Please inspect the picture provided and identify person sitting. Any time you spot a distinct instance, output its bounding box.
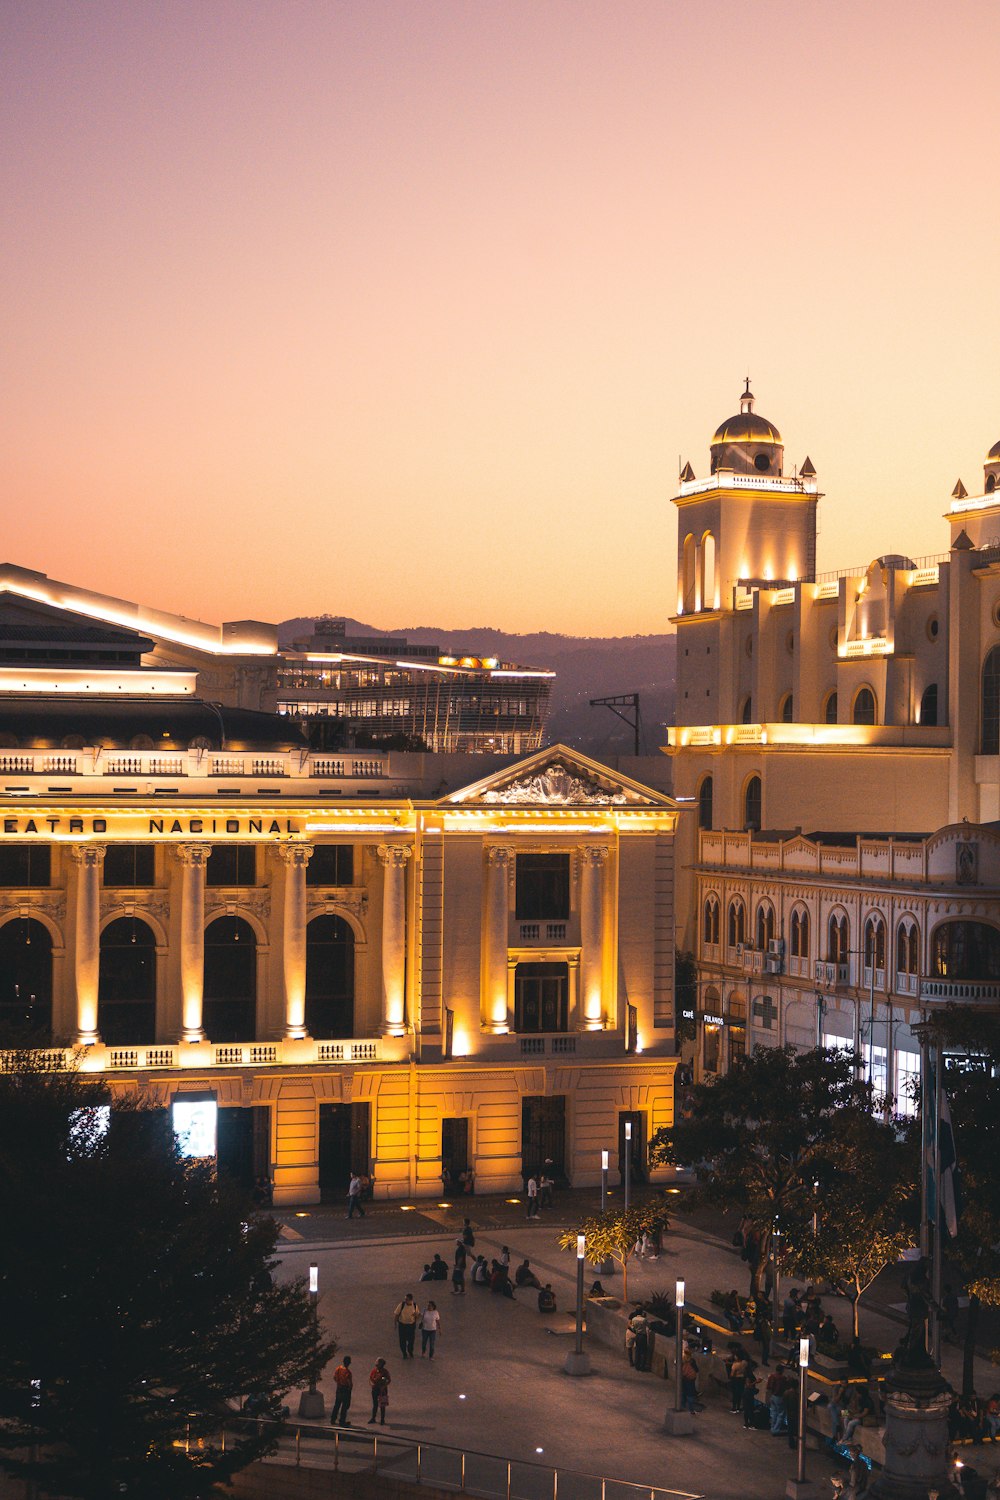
[722,1289,743,1331]
[515,1259,542,1290]
[537,1283,557,1313]
[819,1313,839,1346]
[490,1261,514,1298]
[471,1254,489,1286]
[419,1263,435,1282]
[430,1254,449,1281]
[589,1280,606,1298]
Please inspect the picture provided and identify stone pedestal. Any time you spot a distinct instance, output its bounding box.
[297,1389,325,1419]
[784,1481,824,1499]
[868,1357,959,1500]
[563,1350,592,1376]
[663,1408,695,1436]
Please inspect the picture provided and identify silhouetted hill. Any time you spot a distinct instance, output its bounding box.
[278,618,676,756]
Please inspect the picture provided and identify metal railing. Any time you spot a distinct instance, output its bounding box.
[223,1418,705,1500]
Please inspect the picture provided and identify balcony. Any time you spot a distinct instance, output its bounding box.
[919,978,1000,1005]
[815,960,850,989]
[519,1035,577,1057]
[509,916,580,948]
[9,1035,404,1074]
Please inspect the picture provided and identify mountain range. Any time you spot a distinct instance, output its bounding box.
[278,618,676,756]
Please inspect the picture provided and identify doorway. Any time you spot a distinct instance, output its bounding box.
[318,1102,372,1203]
[217,1106,271,1193]
[441,1117,469,1179]
[618,1110,646,1186]
[521,1095,567,1184]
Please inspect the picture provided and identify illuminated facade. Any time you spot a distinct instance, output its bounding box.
[0,565,553,755]
[0,585,678,1201]
[668,387,1000,1083]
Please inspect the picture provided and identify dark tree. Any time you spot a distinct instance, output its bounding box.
[649,1045,881,1296]
[0,1054,335,1499]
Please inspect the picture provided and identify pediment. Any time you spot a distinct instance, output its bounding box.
[441,744,675,809]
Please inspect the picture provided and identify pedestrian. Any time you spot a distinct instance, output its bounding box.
[347,1172,365,1218]
[540,1171,554,1209]
[630,1308,650,1373]
[368,1359,391,1425]
[728,1346,749,1412]
[452,1241,466,1295]
[421,1301,441,1358]
[526,1175,539,1217]
[462,1217,475,1247]
[846,1444,869,1496]
[754,1305,772,1367]
[742,1370,760,1429]
[680,1351,700,1414]
[500,1245,511,1269]
[766,1365,789,1435]
[393,1293,420,1358]
[330,1354,353,1426]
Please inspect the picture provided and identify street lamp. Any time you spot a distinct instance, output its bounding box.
[564,1234,591,1375]
[601,1149,609,1213]
[663,1276,694,1435]
[771,1222,782,1329]
[298,1263,325,1418]
[796,1337,809,1485]
[624,1121,632,1212]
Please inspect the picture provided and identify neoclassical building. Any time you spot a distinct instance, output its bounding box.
[667,385,1000,1084]
[0,583,680,1202]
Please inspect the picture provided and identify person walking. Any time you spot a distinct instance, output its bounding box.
[330,1355,353,1426]
[421,1301,441,1358]
[766,1365,789,1435]
[754,1305,772,1367]
[452,1241,466,1295]
[347,1173,365,1218]
[680,1351,700,1415]
[742,1370,760,1429]
[526,1176,539,1217]
[729,1347,750,1413]
[461,1218,475,1247]
[630,1309,650,1373]
[394,1293,420,1358]
[368,1359,391,1424]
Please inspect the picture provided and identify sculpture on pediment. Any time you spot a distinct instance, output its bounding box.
[482,763,629,807]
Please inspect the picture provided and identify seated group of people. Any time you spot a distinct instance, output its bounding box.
[417,1247,557,1310]
[949,1392,1000,1444]
[441,1164,476,1195]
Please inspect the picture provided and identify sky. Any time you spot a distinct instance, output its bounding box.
[3,0,999,637]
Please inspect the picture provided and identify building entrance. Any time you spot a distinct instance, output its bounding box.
[217,1106,271,1193]
[441,1117,469,1179]
[318,1102,372,1203]
[618,1109,646,1186]
[521,1095,567,1184]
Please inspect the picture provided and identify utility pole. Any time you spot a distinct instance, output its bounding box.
[589,693,641,755]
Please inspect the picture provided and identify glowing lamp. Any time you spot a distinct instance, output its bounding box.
[676,1278,685,1309]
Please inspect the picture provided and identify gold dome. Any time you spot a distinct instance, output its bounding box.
[712,381,782,447]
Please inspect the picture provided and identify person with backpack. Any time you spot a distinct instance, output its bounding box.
[368,1359,391,1424]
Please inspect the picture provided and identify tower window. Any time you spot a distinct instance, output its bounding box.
[919,684,938,727]
[825,691,838,724]
[743,775,762,832]
[853,687,877,726]
[754,453,771,472]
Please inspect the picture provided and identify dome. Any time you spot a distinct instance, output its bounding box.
[712,381,782,447]
[987,438,1000,462]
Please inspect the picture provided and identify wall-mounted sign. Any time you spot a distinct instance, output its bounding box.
[703,1013,725,1027]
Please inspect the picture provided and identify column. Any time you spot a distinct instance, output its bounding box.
[71,843,106,1045]
[377,844,412,1036]
[484,845,514,1033]
[176,843,210,1042]
[579,845,609,1030]
[279,842,313,1039]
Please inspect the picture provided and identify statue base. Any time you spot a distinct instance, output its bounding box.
[867,1357,959,1500]
[663,1408,695,1436]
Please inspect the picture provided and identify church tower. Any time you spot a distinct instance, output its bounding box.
[671,383,820,726]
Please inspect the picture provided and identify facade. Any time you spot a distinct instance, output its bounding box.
[0,564,553,755]
[666,386,1000,1084]
[0,579,679,1203]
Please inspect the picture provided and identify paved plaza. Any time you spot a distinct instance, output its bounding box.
[265,1189,999,1500]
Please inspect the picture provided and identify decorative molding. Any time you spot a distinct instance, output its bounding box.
[376,844,413,869]
[278,843,314,868]
[70,844,106,867]
[580,844,610,868]
[175,843,211,868]
[485,844,515,868]
[482,763,628,806]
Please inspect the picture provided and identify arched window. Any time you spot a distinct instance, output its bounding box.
[853,687,877,725]
[919,684,938,727]
[727,899,746,949]
[743,775,762,831]
[203,916,256,1042]
[741,696,754,724]
[982,646,1000,755]
[0,918,53,1041]
[99,916,156,1045]
[682,533,697,612]
[896,920,919,976]
[755,902,775,950]
[828,912,849,964]
[864,915,886,971]
[790,907,810,959]
[700,531,717,610]
[305,915,355,1038]
[703,896,720,947]
[698,775,713,831]
[780,694,794,723]
[825,691,838,724]
[932,921,1000,980]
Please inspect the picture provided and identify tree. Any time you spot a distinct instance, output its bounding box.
[785,1107,917,1342]
[920,1008,1000,1396]
[558,1203,664,1300]
[0,1052,335,1499]
[649,1045,881,1298]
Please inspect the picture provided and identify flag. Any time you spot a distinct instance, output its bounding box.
[938,1087,961,1239]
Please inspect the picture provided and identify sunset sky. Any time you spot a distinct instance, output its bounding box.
[3,0,999,637]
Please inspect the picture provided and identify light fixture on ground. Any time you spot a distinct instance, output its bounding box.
[623,1121,632,1212]
[784,1337,822,1498]
[598,1149,614,1274]
[564,1233,592,1375]
[298,1262,325,1418]
[663,1277,694,1435]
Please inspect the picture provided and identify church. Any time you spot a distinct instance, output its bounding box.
[669,385,1000,1091]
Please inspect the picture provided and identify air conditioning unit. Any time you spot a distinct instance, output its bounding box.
[768,938,785,957]
[764,955,784,975]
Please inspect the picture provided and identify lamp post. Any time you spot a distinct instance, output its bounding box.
[771,1223,782,1330]
[663,1276,694,1435]
[624,1120,632,1212]
[601,1149,609,1213]
[298,1263,325,1418]
[564,1234,592,1375]
[796,1337,809,1483]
